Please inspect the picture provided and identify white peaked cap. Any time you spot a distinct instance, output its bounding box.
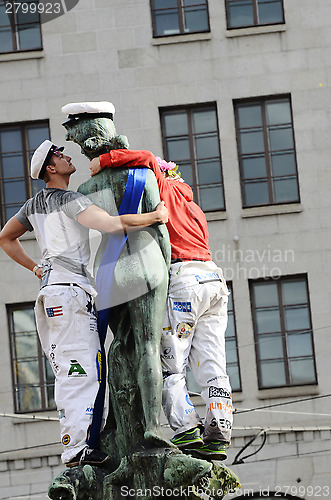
[61,101,115,126]
[30,140,64,179]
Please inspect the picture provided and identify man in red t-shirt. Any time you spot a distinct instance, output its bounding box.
[90,150,233,460]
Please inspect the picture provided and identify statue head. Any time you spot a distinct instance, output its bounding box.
[61,101,129,159]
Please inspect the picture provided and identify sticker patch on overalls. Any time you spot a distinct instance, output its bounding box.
[68,359,87,377]
[96,350,102,383]
[46,306,63,317]
[58,409,65,420]
[62,434,71,445]
[176,322,194,339]
[173,301,191,312]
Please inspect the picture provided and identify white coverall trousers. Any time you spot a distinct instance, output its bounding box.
[35,284,102,463]
[161,261,233,444]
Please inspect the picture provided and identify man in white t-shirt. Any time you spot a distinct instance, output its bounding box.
[0,140,168,467]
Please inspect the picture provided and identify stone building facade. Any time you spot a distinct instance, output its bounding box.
[0,0,330,498]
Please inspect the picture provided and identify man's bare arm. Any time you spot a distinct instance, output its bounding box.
[77,202,168,233]
[0,217,42,278]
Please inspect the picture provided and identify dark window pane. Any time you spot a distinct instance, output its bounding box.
[260,360,286,387]
[177,162,193,185]
[254,282,278,307]
[258,0,284,24]
[14,333,39,358]
[154,0,178,8]
[184,7,209,32]
[225,315,235,338]
[17,385,42,412]
[256,308,281,334]
[18,24,41,50]
[237,104,263,128]
[266,100,291,125]
[164,113,188,136]
[271,152,296,176]
[269,126,294,151]
[1,129,22,153]
[13,308,36,332]
[240,130,264,154]
[289,358,315,385]
[28,125,50,150]
[193,109,217,134]
[197,160,221,184]
[287,332,313,358]
[227,365,240,391]
[183,0,207,5]
[2,154,25,178]
[273,177,299,203]
[17,8,39,25]
[0,28,14,52]
[155,11,180,35]
[167,138,190,161]
[4,179,26,203]
[242,155,267,178]
[195,134,219,159]
[199,185,224,211]
[285,306,310,331]
[17,360,40,385]
[244,180,269,205]
[228,0,254,28]
[282,280,307,305]
[226,339,238,364]
[0,4,11,26]
[258,334,283,360]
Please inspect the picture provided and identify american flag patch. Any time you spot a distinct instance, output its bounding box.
[46,306,63,317]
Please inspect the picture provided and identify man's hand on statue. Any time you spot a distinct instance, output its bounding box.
[89,157,102,176]
[155,201,168,224]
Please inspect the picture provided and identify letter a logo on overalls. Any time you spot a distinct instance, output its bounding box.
[68,359,87,377]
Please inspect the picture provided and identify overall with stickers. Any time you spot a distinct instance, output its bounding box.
[92,147,233,460]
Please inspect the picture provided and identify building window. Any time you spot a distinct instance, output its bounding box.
[7,303,55,412]
[225,283,241,391]
[160,104,225,212]
[250,276,317,389]
[151,0,210,37]
[234,96,300,208]
[225,0,285,29]
[0,0,42,53]
[0,121,49,226]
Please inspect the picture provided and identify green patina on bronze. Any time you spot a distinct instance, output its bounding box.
[48,115,241,500]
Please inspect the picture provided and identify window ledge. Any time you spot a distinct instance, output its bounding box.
[206,211,227,222]
[258,384,319,401]
[0,49,44,63]
[226,24,286,38]
[152,32,211,46]
[241,203,302,218]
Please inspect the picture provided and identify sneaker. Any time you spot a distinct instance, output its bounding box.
[195,441,227,460]
[171,427,204,449]
[66,446,110,467]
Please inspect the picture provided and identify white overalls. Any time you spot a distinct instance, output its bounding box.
[161,261,233,444]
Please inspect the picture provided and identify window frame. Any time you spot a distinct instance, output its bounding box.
[250,275,318,390]
[7,302,55,413]
[234,94,300,208]
[0,119,49,226]
[0,0,43,54]
[150,0,210,38]
[225,0,285,30]
[225,282,242,392]
[159,102,226,212]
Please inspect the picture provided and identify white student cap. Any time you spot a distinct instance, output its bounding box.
[30,140,64,180]
[61,101,115,126]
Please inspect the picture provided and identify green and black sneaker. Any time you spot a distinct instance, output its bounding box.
[195,440,228,460]
[171,427,204,449]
